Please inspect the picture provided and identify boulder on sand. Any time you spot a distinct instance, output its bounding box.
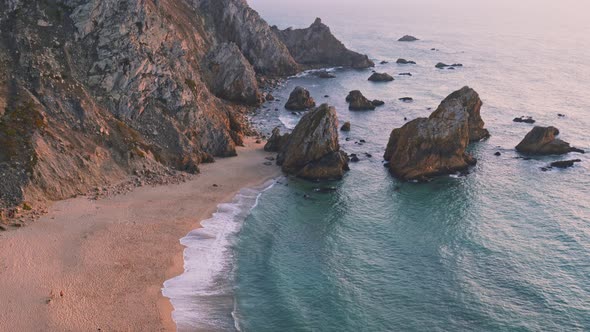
[285,86,316,110]
[516,126,585,155]
[383,86,489,181]
[368,72,394,82]
[346,90,376,111]
[277,104,349,180]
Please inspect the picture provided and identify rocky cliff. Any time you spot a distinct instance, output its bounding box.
[0,0,372,214]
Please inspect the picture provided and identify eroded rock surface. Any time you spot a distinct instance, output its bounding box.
[346,91,376,111]
[277,104,349,180]
[285,87,316,111]
[383,87,489,180]
[516,127,584,155]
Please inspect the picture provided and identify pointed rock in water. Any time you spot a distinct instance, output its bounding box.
[271,18,374,69]
[398,35,419,42]
[396,58,416,65]
[368,72,394,82]
[516,126,585,155]
[432,86,490,142]
[383,86,489,181]
[277,104,349,180]
[203,42,263,105]
[285,86,316,110]
[346,90,376,111]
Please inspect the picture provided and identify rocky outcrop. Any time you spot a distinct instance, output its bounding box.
[368,72,394,82]
[513,116,535,124]
[202,43,263,105]
[398,35,419,42]
[272,18,374,69]
[285,87,316,110]
[0,0,369,212]
[198,0,300,76]
[277,104,349,180]
[383,87,488,180]
[341,122,351,132]
[346,91,376,111]
[397,58,416,65]
[430,86,490,142]
[516,127,584,155]
[264,127,291,152]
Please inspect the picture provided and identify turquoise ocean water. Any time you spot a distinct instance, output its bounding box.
[165,1,590,330]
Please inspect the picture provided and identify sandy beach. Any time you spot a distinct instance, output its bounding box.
[0,138,281,331]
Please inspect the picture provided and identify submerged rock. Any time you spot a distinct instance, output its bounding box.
[346,90,376,111]
[285,86,316,110]
[399,72,412,76]
[372,100,385,107]
[368,72,394,82]
[399,97,413,102]
[397,58,416,65]
[315,71,336,79]
[398,35,419,42]
[383,86,489,180]
[516,126,584,155]
[272,18,374,69]
[436,62,463,69]
[277,104,349,180]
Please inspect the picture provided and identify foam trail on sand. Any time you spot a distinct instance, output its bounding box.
[162,180,277,331]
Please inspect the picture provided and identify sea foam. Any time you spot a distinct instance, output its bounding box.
[162,180,277,331]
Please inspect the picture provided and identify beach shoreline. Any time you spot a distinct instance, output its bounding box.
[0,138,281,331]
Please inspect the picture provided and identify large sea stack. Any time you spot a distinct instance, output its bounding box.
[0,0,369,211]
[277,104,349,180]
[383,87,488,180]
[272,18,375,69]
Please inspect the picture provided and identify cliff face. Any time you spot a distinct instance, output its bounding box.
[0,0,372,212]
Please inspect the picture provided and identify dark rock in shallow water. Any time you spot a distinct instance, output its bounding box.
[368,72,394,82]
[383,86,489,181]
[346,90,376,111]
[558,113,566,117]
[372,100,385,107]
[516,126,585,155]
[277,104,349,180]
[350,154,360,162]
[436,62,463,69]
[549,159,582,169]
[398,72,412,76]
[397,58,416,65]
[380,61,389,64]
[513,116,536,124]
[399,97,413,102]
[265,93,275,101]
[272,18,374,69]
[398,35,419,42]
[341,121,351,132]
[315,71,336,79]
[285,86,316,110]
[494,152,502,156]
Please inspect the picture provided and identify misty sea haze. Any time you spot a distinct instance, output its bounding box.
[167,1,590,330]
